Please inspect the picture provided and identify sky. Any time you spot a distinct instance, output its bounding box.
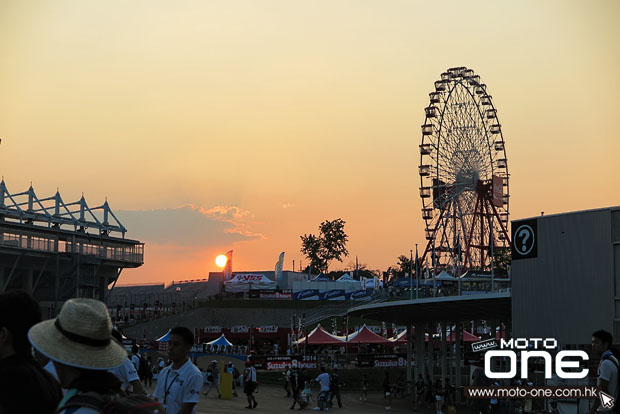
[0,0,619,285]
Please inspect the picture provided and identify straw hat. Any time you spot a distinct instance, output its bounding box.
[28,298,126,370]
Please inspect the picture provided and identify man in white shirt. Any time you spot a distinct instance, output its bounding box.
[110,328,145,394]
[313,366,331,411]
[243,361,258,409]
[131,345,141,372]
[154,327,203,414]
[590,330,619,414]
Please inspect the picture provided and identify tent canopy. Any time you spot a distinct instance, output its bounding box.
[336,273,355,282]
[294,325,345,345]
[207,334,233,347]
[312,274,330,281]
[435,270,455,281]
[224,273,276,293]
[346,325,392,344]
[156,329,171,342]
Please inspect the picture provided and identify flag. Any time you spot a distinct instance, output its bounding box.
[224,250,233,280]
[275,252,285,282]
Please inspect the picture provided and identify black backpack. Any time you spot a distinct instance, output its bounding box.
[137,355,149,378]
[57,392,162,414]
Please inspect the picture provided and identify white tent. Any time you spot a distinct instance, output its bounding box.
[336,273,355,282]
[435,270,455,281]
[224,273,277,293]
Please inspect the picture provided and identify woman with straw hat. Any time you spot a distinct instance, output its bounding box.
[28,298,128,414]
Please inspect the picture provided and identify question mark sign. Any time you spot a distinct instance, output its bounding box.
[518,228,530,253]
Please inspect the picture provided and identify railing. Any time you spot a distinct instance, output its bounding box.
[0,228,143,263]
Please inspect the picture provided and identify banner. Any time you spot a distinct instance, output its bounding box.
[293,289,320,300]
[231,326,249,333]
[345,290,372,301]
[224,250,233,280]
[372,354,414,368]
[204,326,222,334]
[259,291,292,300]
[258,325,278,333]
[319,290,346,300]
[257,355,319,371]
[275,252,285,282]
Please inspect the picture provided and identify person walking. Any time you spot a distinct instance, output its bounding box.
[590,330,619,414]
[330,368,344,408]
[109,327,146,395]
[313,366,331,411]
[289,367,301,410]
[360,374,369,401]
[153,326,203,414]
[244,361,258,409]
[0,290,62,414]
[203,360,221,398]
[384,372,394,410]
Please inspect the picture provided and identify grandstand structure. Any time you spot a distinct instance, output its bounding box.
[107,279,218,319]
[0,181,143,317]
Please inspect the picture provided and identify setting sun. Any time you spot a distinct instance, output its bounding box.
[215,255,228,268]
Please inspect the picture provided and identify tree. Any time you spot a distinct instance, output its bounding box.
[493,247,511,275]
[300,218,349,274]
[388,255,414,279]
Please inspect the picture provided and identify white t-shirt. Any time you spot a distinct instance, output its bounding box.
[153,359,202,414]
[109,358,140,392]
[131,354,141,371]
[315,373,331,392]
[598,355,619,412]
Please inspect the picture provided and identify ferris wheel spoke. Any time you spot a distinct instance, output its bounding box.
[419,67,509,274]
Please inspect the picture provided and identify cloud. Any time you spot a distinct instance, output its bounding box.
[115,204,265,246]
[282,203,295,209]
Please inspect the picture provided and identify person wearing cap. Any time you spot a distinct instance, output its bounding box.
[227,361,239,397]
[203,359,221,398]
[28,298,127,414]
[153,326,202,414]
[0,289,62,414]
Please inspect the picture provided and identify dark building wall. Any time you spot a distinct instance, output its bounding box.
[512,207,618,345]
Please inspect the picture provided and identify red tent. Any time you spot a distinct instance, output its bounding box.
[294,325,345,345]
[389,329,429,343]
[347,326,393,344]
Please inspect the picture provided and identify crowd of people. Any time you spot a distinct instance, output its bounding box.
[0,288,617,414]
[0,290,260,414]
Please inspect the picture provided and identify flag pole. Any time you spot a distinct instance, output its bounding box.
[410,249,413,300]
[415,244,419,300]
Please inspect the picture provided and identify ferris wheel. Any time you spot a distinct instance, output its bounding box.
[418,67,511,274]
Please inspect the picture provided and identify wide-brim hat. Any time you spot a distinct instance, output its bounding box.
[28,298,126,370]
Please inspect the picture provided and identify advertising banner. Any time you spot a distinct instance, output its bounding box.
[259,355,319,371]
[319,289,346,300]
[293,289,320,300]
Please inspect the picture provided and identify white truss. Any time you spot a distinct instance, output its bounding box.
[0,180,127,237]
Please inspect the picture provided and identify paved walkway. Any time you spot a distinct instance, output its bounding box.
[145,383,434,413]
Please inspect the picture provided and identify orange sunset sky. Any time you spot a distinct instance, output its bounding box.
[1,1,619,285]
